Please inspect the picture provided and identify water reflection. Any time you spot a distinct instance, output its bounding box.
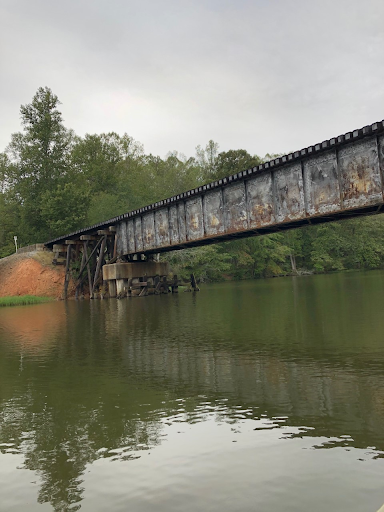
[0,272,384,511]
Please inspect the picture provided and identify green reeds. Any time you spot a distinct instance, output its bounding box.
[0,295,53,307]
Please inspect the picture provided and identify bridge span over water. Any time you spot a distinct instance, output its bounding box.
[45,120,384,297]
[47,120,384,259]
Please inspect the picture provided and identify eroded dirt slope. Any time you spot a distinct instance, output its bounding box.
[0,251,67,298]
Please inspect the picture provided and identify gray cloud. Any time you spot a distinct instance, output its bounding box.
[1,0,384,158]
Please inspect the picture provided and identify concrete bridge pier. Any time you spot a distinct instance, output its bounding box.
[102,261,170,298]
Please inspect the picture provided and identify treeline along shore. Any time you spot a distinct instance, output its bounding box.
[2,87,384,283]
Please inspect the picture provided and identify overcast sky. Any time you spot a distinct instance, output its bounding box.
[1,0,384,159]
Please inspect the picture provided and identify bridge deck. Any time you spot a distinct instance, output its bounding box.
[46,120,384,257]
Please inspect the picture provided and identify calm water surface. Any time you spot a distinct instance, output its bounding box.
[1,271,384,511]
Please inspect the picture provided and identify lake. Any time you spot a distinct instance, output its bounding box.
[0,271,384,511]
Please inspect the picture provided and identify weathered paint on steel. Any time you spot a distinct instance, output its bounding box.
[246,173,275,228]
[116,223,124,256]
[155,208,170,247]
[134,217,143,252]
[304,150,341,215]
[223,183,248,232]
[203,190,225,236]
[127,220,135,253]
[177,203,187,243]
[169,205,179,245]
[121,221,129,255]
[339,137,382,209]
[142,212,155,251]
[275,163,305,223]
[185,197,204,240]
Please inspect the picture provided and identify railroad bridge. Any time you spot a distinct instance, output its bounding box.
[45,120,384,298]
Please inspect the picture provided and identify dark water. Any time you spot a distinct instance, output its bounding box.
[1,272,384,512]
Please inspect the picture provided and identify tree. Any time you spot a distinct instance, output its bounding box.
[6,87,75,241]
[195,140,219,182]
[213,149,261,180]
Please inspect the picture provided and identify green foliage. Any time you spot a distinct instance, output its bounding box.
[165,245,232,282]
[214,149,261,180]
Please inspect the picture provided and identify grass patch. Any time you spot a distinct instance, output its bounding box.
[0,295,53,307]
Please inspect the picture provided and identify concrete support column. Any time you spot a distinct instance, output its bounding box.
[116,279,126,297]
[108,280,117,298]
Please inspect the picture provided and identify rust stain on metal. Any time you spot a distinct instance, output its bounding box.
[203,190,224,236]
[142,213,155,251]
[275,164,305,223]
[116,223,124,255]
[223,183,248,232]
[121,221,129,254]
[134,217,143,252]
[304,150,340,215]
[127,220,135,253]
[169,205,179,245]
[177,203,187,242]
[339,138,382,208]
[185,197,204,240]
[246,173,275,227]
[155,209,170,247]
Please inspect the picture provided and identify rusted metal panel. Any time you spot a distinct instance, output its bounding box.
[246,172,275,228]
[223,182,248,232]
[203,190,225,236]
[155,208,170,247]
[177,203,187,242]
[339,137,382,209]
[185,197,204,240]
[127,220,135,253]
[116,223,124,256]
[377,135,384,183]
[121,221,129,254]
[169,205,179,245]
[274,163,305,223]
[142,212,155,251]
[134,217,143,252]
[304,150,341,216]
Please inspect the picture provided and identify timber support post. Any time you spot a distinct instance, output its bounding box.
[190,273,200,292]
[63,240,77,299]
